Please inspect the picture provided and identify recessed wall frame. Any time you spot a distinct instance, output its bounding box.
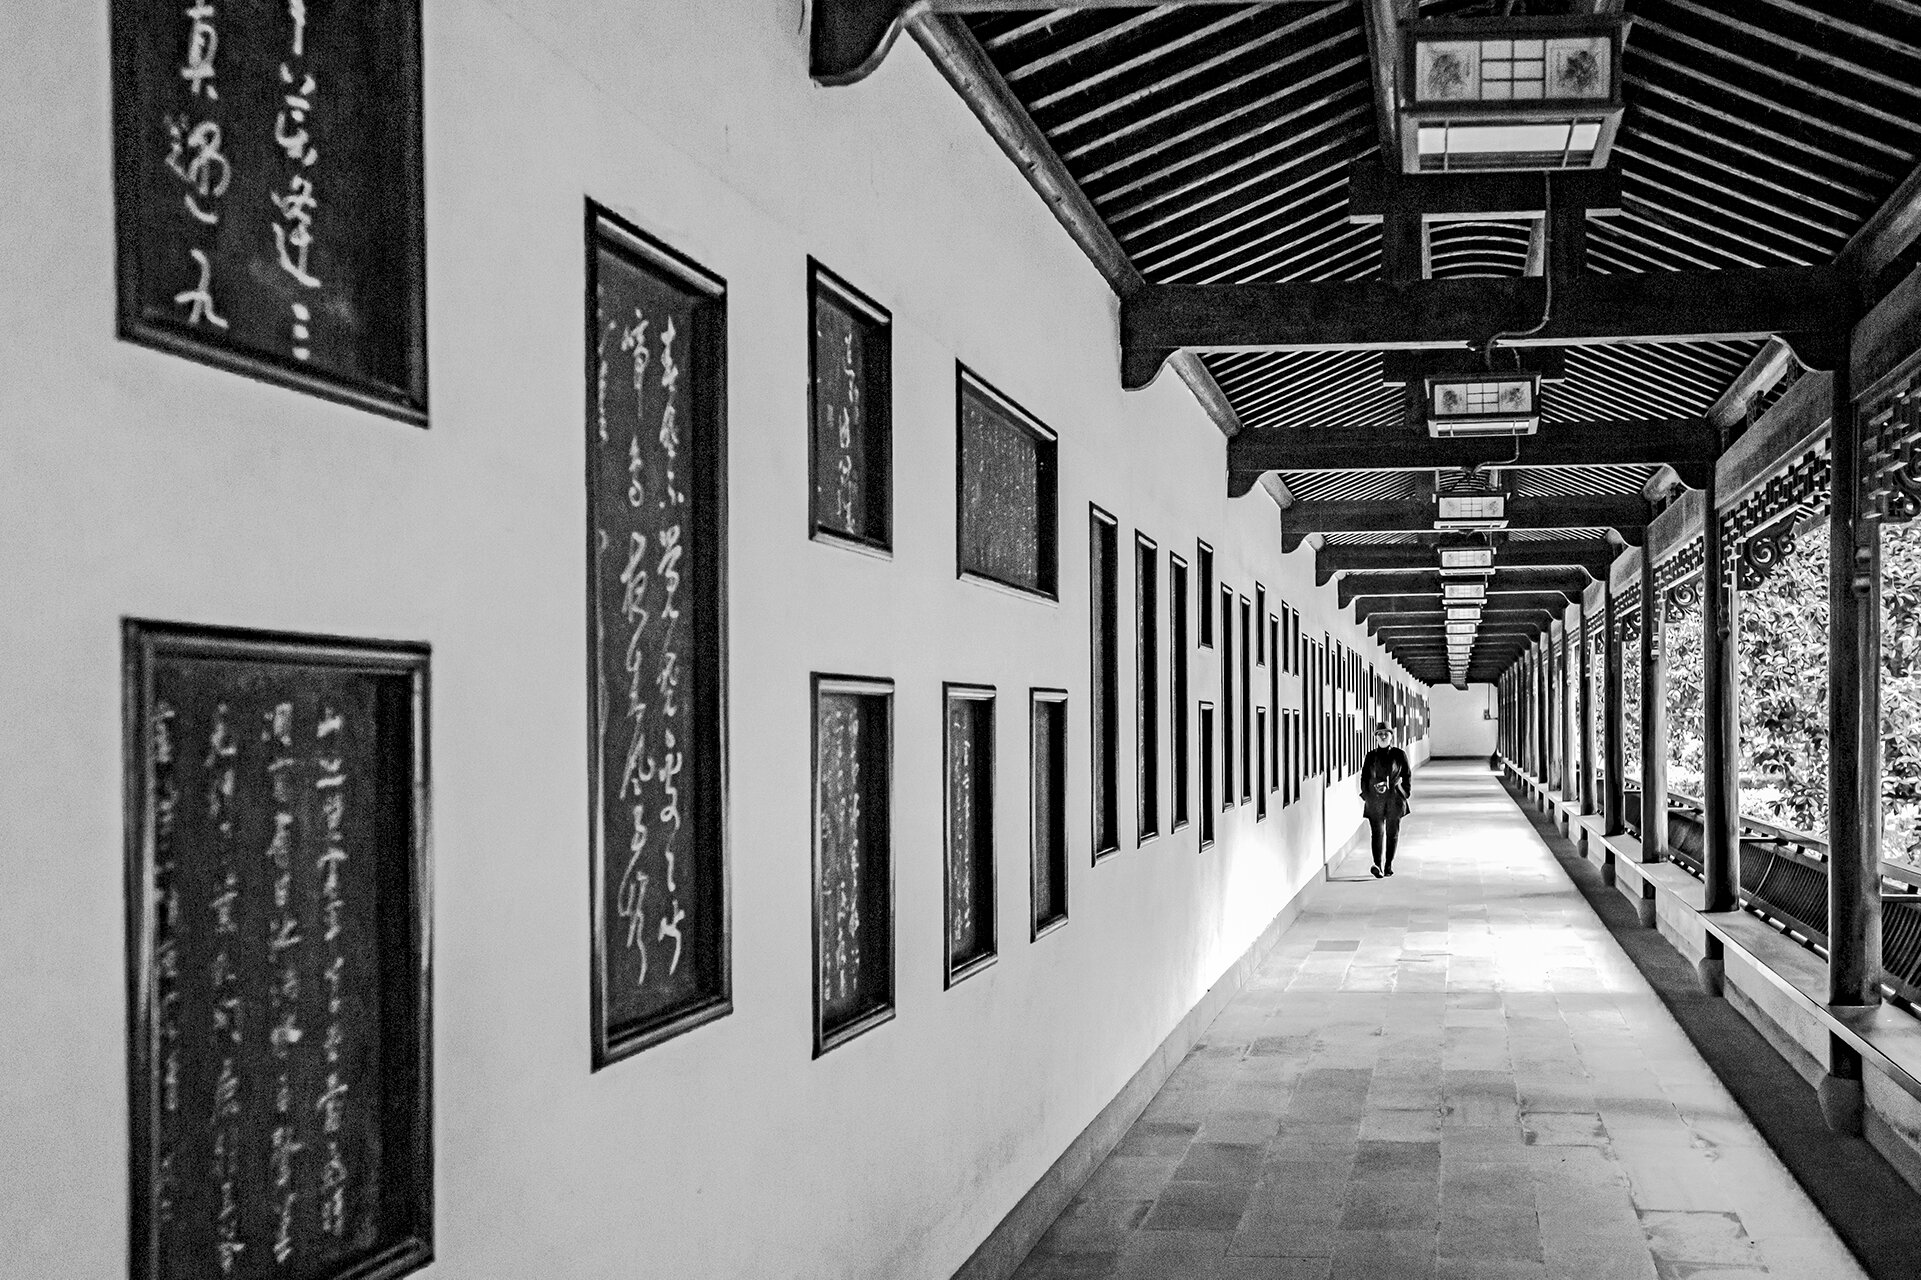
[807,261,893,555]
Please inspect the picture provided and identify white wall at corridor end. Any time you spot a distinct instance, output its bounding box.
[1428,683,1499,758]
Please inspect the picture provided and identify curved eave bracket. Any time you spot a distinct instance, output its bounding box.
[811,0,921,86]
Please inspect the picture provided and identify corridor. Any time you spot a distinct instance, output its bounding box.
[1012,762,1866,1280]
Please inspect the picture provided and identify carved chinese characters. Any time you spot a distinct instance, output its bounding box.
[587,208,730,1067]
[957,370,1058,598]
[125,623,430,1280]
[811,679,894,1054]
[944,687,997,983]
[809,267,892,549]
[112,1,427,420]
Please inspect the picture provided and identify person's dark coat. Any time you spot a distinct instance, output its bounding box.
[1360,745,1411,821]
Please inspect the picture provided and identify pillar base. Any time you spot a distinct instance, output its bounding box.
[1818,1074,1864,1136]
[1695,955,1724,997]
[1600,857,1615,888]
[1635,896,1656,928]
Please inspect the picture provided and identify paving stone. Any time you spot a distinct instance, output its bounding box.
[1003,765,1865,1280]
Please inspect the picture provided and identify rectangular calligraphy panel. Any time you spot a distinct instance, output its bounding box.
[812,676,895,1056]
[110,1,428,421]
[1030,689,1068,938]
[586,205,731,1068]
[956,367,1058,599]
[123,621,430,1280]
[944,684,997,985]
[808,263,892,551]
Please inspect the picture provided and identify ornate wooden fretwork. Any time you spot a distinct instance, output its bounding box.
[1665,579,1702,618]
[1736,515,1800,591]
[1655,538,1705,593]
[1724,442,1832,546]
[1863,368,1921,525]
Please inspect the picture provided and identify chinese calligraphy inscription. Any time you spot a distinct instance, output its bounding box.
[588,208,731,1068]
[812,678,894,1055]
[112,0,427,421]
[125,622,430,1280]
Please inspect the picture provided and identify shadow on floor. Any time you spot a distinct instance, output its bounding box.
[1505,781,1921,1280]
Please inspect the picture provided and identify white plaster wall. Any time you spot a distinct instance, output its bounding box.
[0,4,1428,1277]
[1428,682,1499,758]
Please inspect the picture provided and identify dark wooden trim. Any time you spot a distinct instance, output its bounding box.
[1637,547,1668,863]
[123,620,434,1280]
[1346,157,1621,222]
[1090,505,1121,863]
[1122,267,1857,388]
[1342,568,1588,606]
[811,674,898,1057]
[1839,161,1921,299]
[584,202,733,1068]
[1282,495,1651,553]
[955,362,1060,602]
[807,259,894,556]
[943,682,1000,988]
[1315,539,1616,585]
[1229,417,1716,480]
[1029,687,1071,942]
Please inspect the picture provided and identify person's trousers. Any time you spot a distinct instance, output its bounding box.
[1369,815,1401,870]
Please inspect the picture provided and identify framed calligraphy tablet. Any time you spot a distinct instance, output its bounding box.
[585,204,731,1069]
[123,620,431,1280]
[811,676,895,1056]
[944,684,998,986]
[1029,688,1068,939]
[808,263,892,552]
[110,1,428,423]
[956,367,1058,600]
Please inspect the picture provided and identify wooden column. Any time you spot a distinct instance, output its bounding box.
[1578,603,1597,816]
[1603,581,1626,835]
[1824,336,1881,1134]
[1700,450,1738,994]
[1638,551,1668,862]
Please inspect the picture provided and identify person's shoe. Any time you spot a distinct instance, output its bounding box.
[1384,867,1395,876]
[1370,865,1383,878]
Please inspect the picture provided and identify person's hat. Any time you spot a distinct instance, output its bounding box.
[1375,722,1391,733]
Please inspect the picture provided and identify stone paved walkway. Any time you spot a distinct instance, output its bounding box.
[1010,761,1868,1280]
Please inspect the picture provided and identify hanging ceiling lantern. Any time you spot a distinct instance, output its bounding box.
[1446,605,1483,622]
[1400,15,1626,174]
[1439,546,1495,575]
[1446,620,1479,635]
[1443,580,1488,601]
[1425,372,1541,438]
[1435,495,1507,531]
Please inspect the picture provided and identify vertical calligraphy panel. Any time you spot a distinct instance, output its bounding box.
[586,206,731,1068]
[124,622,430,1280]
[808,263,892,551]
[110,1,428,421]
[944,685,997,985]
[812,677,895,1055]
[1030,689,1069,937]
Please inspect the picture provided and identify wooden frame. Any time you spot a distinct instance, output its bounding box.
[1268,614,1281,795]
[1255,706,1269,822]
[1220,584,1235,809]
[956,365,1059,600]
[123,620,432,1280]
[585,202,732,1069]
[1199,702,1217,848]
[1254,584,1267,665]
[944,683,998,986]
[109,1,429,424]
[1170,553,1191,832]
[811,675,896,1057]
[1030,688,1070,940]
[1135,531,1160,844]
[807,260,893,554]
[1090,505,1120,862]
[1196,540,1215,647]
[1240,594,1253,803]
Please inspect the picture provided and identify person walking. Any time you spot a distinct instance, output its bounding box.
[1361,722,1411,878]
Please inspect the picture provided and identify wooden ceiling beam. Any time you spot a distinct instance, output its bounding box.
[1839,159,1921,300]
[1283,494,1650,553]
[1342,569,1585,605]
[1346,160,1622,224]
[814,0,1334,85]
[1315,539,1616,585]
[1122,267,1858,389]
[1226,417,1714,493]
